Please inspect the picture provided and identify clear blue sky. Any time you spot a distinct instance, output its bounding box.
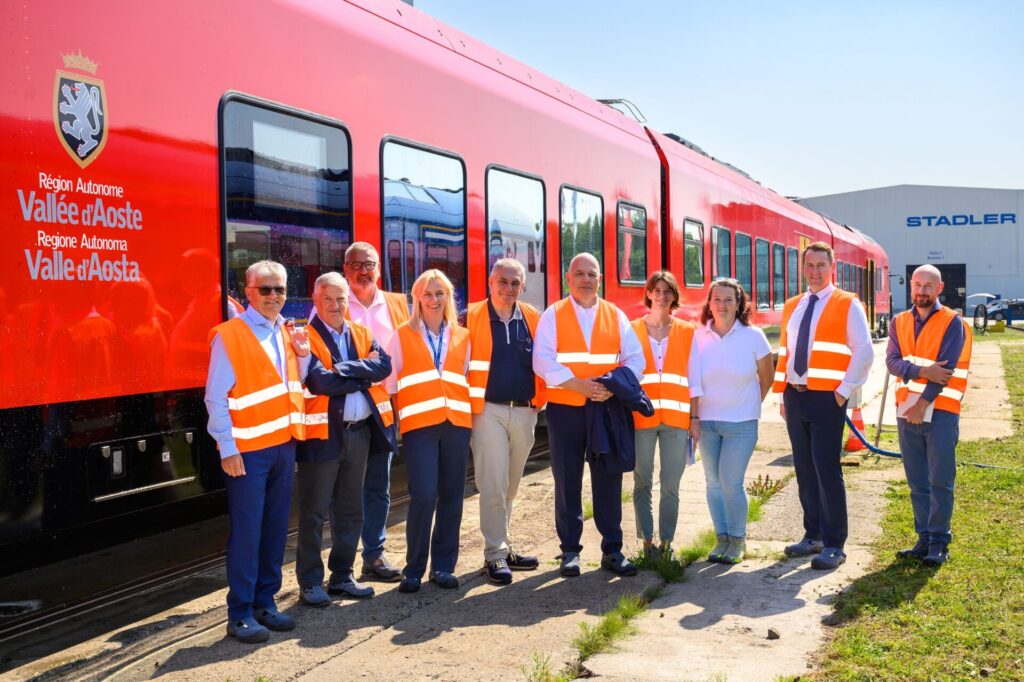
[415,1,1023,198]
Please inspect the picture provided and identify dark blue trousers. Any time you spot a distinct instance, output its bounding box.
[361,447,393,561]
[402,421,471,579]
[546,403,624,556]
[783,387,848,549]
[221,440,295,621]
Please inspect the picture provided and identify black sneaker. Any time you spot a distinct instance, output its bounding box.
[486,558,513,585]
[506,550,539,571]
[922,542,949,567]
[896,537,929,561]
[429,571,460,589]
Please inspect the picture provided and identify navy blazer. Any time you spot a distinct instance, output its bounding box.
[584,367,655,474]
[297,315,396,462]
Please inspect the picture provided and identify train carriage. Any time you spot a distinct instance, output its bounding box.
[0,0,888,596]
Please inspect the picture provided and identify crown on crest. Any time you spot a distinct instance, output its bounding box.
[62,50,98,75]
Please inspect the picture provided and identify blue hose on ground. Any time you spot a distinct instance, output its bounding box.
[842,414,1020,471]
[843,414,902,458]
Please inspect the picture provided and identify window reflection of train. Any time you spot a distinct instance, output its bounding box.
[1,0,889,588]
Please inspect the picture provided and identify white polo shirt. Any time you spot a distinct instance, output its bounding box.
[695,320,771,422]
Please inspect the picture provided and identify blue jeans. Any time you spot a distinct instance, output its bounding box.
[361,447,393,561]
[897,410,959,545]
[633,425,688,543]
[699,420,758,538]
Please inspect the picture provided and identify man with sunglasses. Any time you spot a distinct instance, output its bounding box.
[205,260,312,643]
[341,242,410,582]
[466,259,545,585]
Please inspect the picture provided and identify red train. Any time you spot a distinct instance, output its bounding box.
[0,0,889,576]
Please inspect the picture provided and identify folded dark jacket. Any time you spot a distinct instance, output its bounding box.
[584,367,654,473]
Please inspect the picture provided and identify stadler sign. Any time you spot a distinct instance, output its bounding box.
[906,213,1017,227]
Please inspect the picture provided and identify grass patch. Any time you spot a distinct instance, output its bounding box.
[521,653,569,682]
[678,528,719,565]
[528,589,661,681]
[620,489,633,503]
[582,499,593,520]
[817,344,1024,680]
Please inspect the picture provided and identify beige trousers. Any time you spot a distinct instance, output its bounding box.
[471,402,538,562]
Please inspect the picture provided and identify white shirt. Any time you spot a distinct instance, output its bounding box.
[783,283,873,399]
[323,322,373,422]
[645,331,703,398]
[696,320,771,422]
[348,288,402,354]
[533,296,645,386]
[383,320,471,395]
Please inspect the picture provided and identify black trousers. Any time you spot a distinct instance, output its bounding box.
[783,386,848,549]
[546,402,623,556]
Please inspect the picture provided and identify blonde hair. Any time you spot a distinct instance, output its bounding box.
[410,269,459,328]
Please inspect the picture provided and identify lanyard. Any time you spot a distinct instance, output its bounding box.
[426,320,446,371]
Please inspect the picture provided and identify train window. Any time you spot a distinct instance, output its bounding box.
[683,219,704,287]
[221,97,352,318]
[560,186,604,297]
[845,263,852,293]
[755,238,770,310]
[787,247,798,297]
[712,226,731,279]
[876,268,882,292]
[772,243,785,309]
[381,140,467,311]
[735,233,752,296]
[836,260,844,289]
[617,203,647,286]
[486,167,545,309]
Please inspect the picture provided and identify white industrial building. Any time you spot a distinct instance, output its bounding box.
[797,185,1023,314]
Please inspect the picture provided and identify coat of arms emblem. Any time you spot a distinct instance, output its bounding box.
[54,51,107,168]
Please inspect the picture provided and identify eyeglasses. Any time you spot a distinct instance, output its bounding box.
[345,260,378,271]
[249,285,286,296]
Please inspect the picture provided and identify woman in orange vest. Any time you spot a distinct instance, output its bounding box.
[384,269,472,593]
[630,272,702,559]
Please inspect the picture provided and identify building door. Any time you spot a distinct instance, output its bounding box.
[905,263,967,312]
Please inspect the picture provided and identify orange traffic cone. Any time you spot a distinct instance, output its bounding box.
[844,406,867,452]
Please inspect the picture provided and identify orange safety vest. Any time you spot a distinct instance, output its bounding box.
[209,317,305,452]
[545,298,621,407]
[631,318,695,430]
[304,322,395,440]
[773,289,856,393]
[394,322,472,434]
[894,307,972,415]
[346,290,410,329]
[466,300,546,413]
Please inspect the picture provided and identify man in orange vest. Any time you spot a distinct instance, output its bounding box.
[342,241,410,582]
[467,258,546,585]
[533,252,645,577]
[774,242,874,570]
[205,260,311,643]
[886,264,971,567]
[296,273,394,607]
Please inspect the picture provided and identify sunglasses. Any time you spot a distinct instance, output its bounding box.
[249,285,286,296]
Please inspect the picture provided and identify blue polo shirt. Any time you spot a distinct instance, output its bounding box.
[484,300,535,404]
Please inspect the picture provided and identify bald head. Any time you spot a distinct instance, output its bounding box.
[912,264,942,282]
[910,264,944,311]
[569,252,600,274]
[567,252,602,307]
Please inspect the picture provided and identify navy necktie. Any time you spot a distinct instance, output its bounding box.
[793,293,819,377]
